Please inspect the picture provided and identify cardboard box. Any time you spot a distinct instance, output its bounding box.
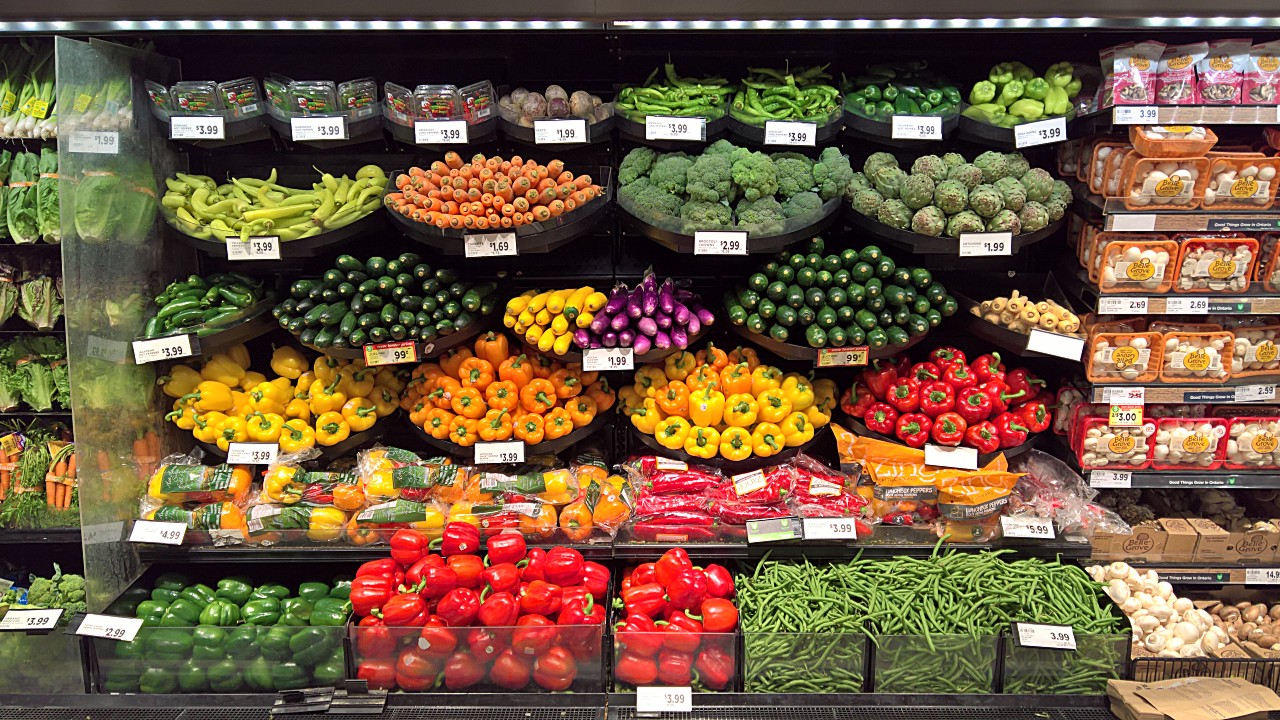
[1160,518,1200,563]
[1187,518,1231,561]
[1093,525,1172,562]
[1221,526,1280,564]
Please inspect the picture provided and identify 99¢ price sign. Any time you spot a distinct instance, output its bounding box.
[363,341,418,367]
[816,346,869,368]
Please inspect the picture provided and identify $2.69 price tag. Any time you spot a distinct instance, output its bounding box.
[77,614,144,643]
[0,608,63,631]
[226,235,280,261]
[693,231,747,255]
[363,341,417,367]
[132,334,194,365]
[582,347,634,372]
[1000,515,1056,539]
[1014,622,1076,650]
[474,441,525,465]
[129,520,186,545]
[226,442,279,465]
[170,115,226,140]
[958,232,1012,257]
[636,686,691,714]
[465,232,518,258]
[1013,116,1067,149]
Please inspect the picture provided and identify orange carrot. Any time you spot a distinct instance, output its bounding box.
[574,175,592,190]
[444,151,463,169]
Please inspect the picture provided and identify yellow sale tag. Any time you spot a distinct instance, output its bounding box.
[363,341,417,367]
[816,346,869,368]
[0,433,24,457]
[0,91,15,115]
[1108,404,1144,427]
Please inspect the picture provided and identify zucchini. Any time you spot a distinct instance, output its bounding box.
[399,310,416,327]
[785,284,805,310]
[892,267,913,288]
[858,245,882,263]
[758,298,777,320]
[380,304,399,326]
[348,328,368,346]
[386,259,403,276]
[398,252,421,267]
[766,281,788,303]
[389,324,408,341]
[335,255,364,272]
[815,270,833,288]
[299,327,321,345]
[816,306,838,330]
[345,270,369,285]
[443,301,462,319]
[866,327,888,349]
[846,325,866,346]
[875,257,896,279]
[883,285,908,308]
[736,286,760,310]
[747,273,770,293]
[822,254,842,273]
[851,262,874,283]
[413,263,434,280]
[886,325,910,346]
[866,295,885,312]
[855,309,878,331]
[826,287,847,307]
[313,327,336,348]
[368,326,389,343]
[357,313,379,329]
[396,273,416,289]
[746,313,765,334]
[797,306,816,327]
[357,279,380,295]
[827,326,847,346]
[775,265,795,284]
[318,303,344,326]
[337,282,356,298]
[805,287,826,309]
[724,291,747,325]
[769,324,789,343]
[290,279,316,299]
[805,325,828,348]
[775,305,798,327]
[365,256,388,276]
[322,269,345,286]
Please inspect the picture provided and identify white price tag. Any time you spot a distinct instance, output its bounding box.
[534,118,587,144]
[1109,214,1158,232]
[1089,470,1133,488]
[582,347,634,372]
[132,334,193,365]
[803,517,859,540]
[1001,516,1056,539]
[732,469,767,496]
[290,116,347,141]
[128,520,186,545]
[637,686,691,714]
[1113,106,1159,124]
[474,441,525,465]
[763,120,816,147]
[68,130,119,154]
[655,458,687,471]
[644,115,705,142]
[170,115,226,140]
[958,232,1012,257]
[225,235,280,261]
[924,444,979,470]
[693,231,747,255]
[414,119,468,144]
[86,335,128,363]
[82,521,125,545]
[1015,622,1076,650]
[1025,330,1085,361]
[1165,297,1208,315]
[226,442,279,465]
[77,614,143,643]
[465,232,518,258]
[1103,385,1146,406]
[1108,404,1144,427]
[363,341,418,367]
[1246,568,1280,584]
[1235,385,1277,403]
[1097,296,1149,315]
[890,115,943,140]
[1013,116,1067,148]
[0,608,62,631]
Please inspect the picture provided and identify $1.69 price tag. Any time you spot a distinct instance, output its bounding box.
[465,232,518,258]
[582,347,634,372]
[132,334,194,365]
[77,614,144,643]
[645,116,705,142]
[226,442,279,465]
[1014,622,1076,650]
[958,232,1012,257]
[763,120,816,147]
[693,231,747,255]
[0,608,63,631]
[803,517,858,540]
[129,520,186,545]
[226,235,280,261]
[636,686,691,714]
[1000,515,1056,539]
[170,115,226,140]
[363,341,417,367]
[474,441,525,465]
[1013,116,1067,149]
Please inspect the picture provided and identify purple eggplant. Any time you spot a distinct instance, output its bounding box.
[603,285,628,315]
[632,334,652,355]
[655,312,672,330]
[626,286,644,319]
[601,331,618,348]
[671,326,689,349]
[693,304,716,327]
[673,301,691,325]
[588,339,603,349]
[590,311,612,335]
[674,289,695,302]
[686,313,702,336]
[573,329,592,348]
[658,278,675,314]
[653,331,672,350]
[610,312,630,332]
[637,317,658,337]
[619,329,635,347]
[641,272,658,316]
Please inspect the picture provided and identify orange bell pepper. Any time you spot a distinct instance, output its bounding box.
[409,400,431,426]
[429,377,461,410]
[531,353,556,379]
[451,386,487,419]
[549,368,583,399]
[727,346,761,369]
[570,364,599,387]
[697,342,729,371]
[439,347,473,379]
[514,413,545,444]
[519,503,557,540]
[424,408,455,440]
[559,499,593,542]
[459,358,495,393]
[449,415,479,446]
[567,396,597,427]
[485,380,519,412]
[498,354,533,390]
[656,380,690,416]
[544,407,573,440]
[474,331,510,368]
[520,378,556,414]
[585,378,615,412]
[591,490,632,532]
[686,364,721,392]
[478,409,514,441]
[719,362,753,395]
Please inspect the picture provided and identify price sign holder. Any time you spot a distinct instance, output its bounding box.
[290,115,347,141]
[745,516,801,543]
[465,232,518,258]
[474,441,525,465]
[0,608,62,633]
[1097,296,1149,315]
[226,235,280,261]
[86,335,129,363]
[1246,568,1280,585]
[636,686,692,714]
[645,115,706,142]
[73,614,144,643]
[1166,297,1209,315]
[68,130,120,154]
[132,334,196,365]
[414,119,468,144]
[1013,116,1067,148]
[1089,470,1133,488]
[226,442,279,465]
[363,341,418,367]
[1235,385,1277,403]
[803,517,859,540]
[924,444,978,470]
[816,346,869,368]
[534,118,588,144]
[958,232,1013,257]
[1012,622,1076,650]
[1001,516,1056,540]
[890,116,943,140]
[170,115,226,140]
[1025,330,1085,361]
[763,120,816,147]
[693,231,747,255]
[129,520,186,545]
[582,347,634,372]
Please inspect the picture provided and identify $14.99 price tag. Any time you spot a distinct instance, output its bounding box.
[1013,116,1067,149]
[534,118,587,144]
[290,116,346,141]
[77,614,144,643]
[0,608,63,631]
[645,115,705,142]
[958,232,1012,257]
[816,346,869,368]
[693,231,747,255]
[129,520,186,545]
[1000,515,1056,539]
[582,347,634,372]
[473,441,525,465]
[415,119,468,144]
[226,442,279,465]
[465,232,518,258]
[803,517,858,540]
[226,235,280,261]
[1014,622,1076,650]
[763,120,816,147]
[170,115,226,140]
[363,341,417,367]
[1246,568,1280,585]
[636,686,691,714]
[132,334,194,365]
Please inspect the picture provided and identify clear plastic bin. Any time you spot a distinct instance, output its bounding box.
[611,630,737,692]
[0,631,87,693]
[1120,155,1210,210]
[1001,634,1129,695]
[1098,238,1178,293]
[1151,417,1227,470]
[1086,331,1162,384]
[872,634,997,694]
[1160,331,1234,383]
[1224,416,1280,470]
[743,632,867,693]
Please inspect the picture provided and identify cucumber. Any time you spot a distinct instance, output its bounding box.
[805,287,826,309]
[746,314,765,334]
[357,313,379,329]
[775,305,798,327]
[769,324,789,343]
[816,306,837,330]
[826,287,847,307]
[322,269,345,286]
[815,270,833,288]
[335,255,363,272]
[785,284,805,310]
[398,252,422,267]
[365,256,388,276]
[827,326,846,346]
[796,267,816,288]
[380,304,398,326]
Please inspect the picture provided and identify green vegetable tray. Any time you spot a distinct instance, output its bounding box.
[406,412,609,463]
[956,106,1076,150]
[301,311,497,361]
[618,193,841,254]
[1001,633,1129,694]
[162,206,387,259]
[842,111,959,147]
[727,318,927,362]
[194,413,396,465]
[385,113,499,150]
[629,422,829,472]
[726,108,844,146]
[159,112,271,148]
[838,412,1043,467]
[139,296,277,350]
[845,204,1063,256]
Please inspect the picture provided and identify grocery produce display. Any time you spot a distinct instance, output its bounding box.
[615,63,734,122]
[498,85,612,127]
[3,148,60,244]
[729,65,841,126]
[0,419,76,528]
[0,41,56,140]
[844,61,962,122]
[963,60,1083,127]
[143,272,269,340]
[969,290,1082,336]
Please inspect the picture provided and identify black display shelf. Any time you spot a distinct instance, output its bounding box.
[0,527,81,544]
[268,112,384,149]
[956,112,1074,150]
[845,206,1063,256]
[157,112,271,148]
[301,312,498,360]
[615,111,729,149]
[162,209,387,259]
[138,297,276,354]
[630,423,829,472]
[406,412,609,462]
[499,115,615,149]
[951,273,1086,361]
[839,414,1043,466]
[607,693,1110,717]
[727,321,927,363]
[619,196,840,255]
[612,531,1088,560]
[195,414,395,463]
[386,114,500,150]
[725,110,844,147]
[841,112,959,147]
[1083,467,1280,489]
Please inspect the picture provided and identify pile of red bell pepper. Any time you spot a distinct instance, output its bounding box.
[352,523,610,692]
[614,548,738,691]
[839,348,1054,453]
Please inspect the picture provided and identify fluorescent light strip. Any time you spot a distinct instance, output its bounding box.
[609,16,1280,29]
[0,18,601,32]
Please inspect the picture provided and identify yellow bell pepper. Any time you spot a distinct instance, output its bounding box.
[270,345,308,379]
[313,355,343,383]
[238,371,268,392]
[364,467,399,501]
[296,371,316,395]
[757,388,792,423]
[228,391,252,417]
[805,388,834,427]
[688,387,725,427]
[629,397,665,435]
[309,376,347,415]
[719,426,753,461]
[752,422,784,458]
[750,365,783,396]
[225,343,251,370]
[201,353,246,387]
[342,397,378,432]
[654,416,691,450]
[633,366,667,398]
[183,380,234,413]
[372,387,399,417]
[684,426,720,459]
[263,466,299,503]
[284,397,312,421]
[409,504,445,538]
[664,351,697,381]
[781,411,814,447]
[339,365,376,398]
[781,374,815,411]
[723,393,759,427]
[166,403,198,430]
[306,506,347,542]
[215,415,249,452]
[813,378,838,412]
[160,365,202,398]
[192,412,226,443]
[375,367,406,393]
[247,412,285,443]
[280,419,316,453]
[618,385,644,417]
[248,382,287,415]
[315,411,351,446]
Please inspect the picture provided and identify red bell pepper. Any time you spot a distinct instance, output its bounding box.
[971,352,1005,383]
[956,386,993,424]
[356,618,397,659]
[885,378,920,414]
[489,647,533,690]
[863,402,898,435]
[468,626,509,661]
[941,363,978,392]
[862,359,898,399]
[437,521,481,556]
[695,646,735,690]
[613,650,658,686]
[512,614,559,656]
[895,413,932,448]
[419,564,458,600]
[447,554,485,590]
[964,421,1000,452]
[615,613,663,657]
[389,529,430,567]
[544,547,585,587]
[416,624,459,658]
[700,598,739,633]
[356,658,397,690]
[657,648,695,685]
[404,554,443,588]
[630,562,657,585]
[658,618,702,652]
[666,568,708,611]
[929,346,967,371]
[477,589,520,627]
[1005,367,1045,398]
[931,412,968,446]
[580,561,611,601]
[907,361,941,383]
[519,580,563,616]
[443,650,486,690]
[840,383,876,419]
[378,593,428,626]
[394,647,442,692]
[654,548,693,586]
[520,548,547,581]
[702,564,735,599]
[918,381,955,418]
[992,411,1030,448]
[486,531,527,566]
[533,646,578,691]
[357,558,404,585]
[351,575,396,617]
[1018,401,1052,433]
[559,589,604,626]
[436,587,481,626]
[978,380,1025,415]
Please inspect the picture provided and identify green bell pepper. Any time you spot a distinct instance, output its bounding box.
[280,597,313,626]
[136,600,169,626]
[102,670,141,693]
[329,577,352,600]
[154,572,192,592]
[989,63,1015,86]
[244,657,274,691]
[314,649,346,687]
[179,583,217,608]
[1045,61,1074,87]
[225,625,262,659]
[145,628,193,661]
[310,598,352,627]
[139,667,178,694]
[997,80,1024,107]
[969,81,996,105]
[1024,77,1050,101]
[289,626,336,666]
[107,587,151,617]
[242,597,281,626]
[114,637,146,660]
[207,659,245,692]
[192,626,227,661]
[261,625,296,661]
[250,584,290,601]
[1009,98,1045,120]
[150,588,181,604]
[214,577,254,606]
[198,599,241,626]
[882,85,899,102]
[160,598,203,627]
[272,661,310,691]
[862,85,881,102]
[178,660,208,692]
[297,582,330,604]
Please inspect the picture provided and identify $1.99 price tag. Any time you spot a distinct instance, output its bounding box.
[226,235,280,261]
[77,614,144,643]
[958,232,1012,257]
[636,686,692,714]
[534,118,587,144]
[465,232,518,258]
[0,608,63,631]
[226,442,279,465]
[1000,515,1056,539]
[1108,404,1144,427]
[693,231,747,255]
[363,341,417,367]
[1014,622,1076,650]
[474,441,525,465]
[582,347,634,372]
[170,115,226,140]
[132,334,194,365]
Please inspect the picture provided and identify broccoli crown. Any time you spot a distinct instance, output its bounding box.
[618,147,657,186]
[730,149,779,202]
[25,577,56,607]
[650,152,695,195]
[679,199,733,229]
[704,139,740,157]
[782,191,824,219]
[735,196,785,231]
[774,155,816,199]
[618,176,683,218]
[58,573,86,604]
[686,153,734,204]
[813,147,855,202]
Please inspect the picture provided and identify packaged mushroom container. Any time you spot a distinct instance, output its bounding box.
[1203,153,1280,210]
[1077,416,1153,470]
[1225,417,1280,469]
[1099,239,1178,294]
[1129,125,1218,158]
[1101,146,1135,198]
[1121,156,1208,210]
[1160,330,1234,383]
[1173,237,1258,294]
[1152,417,1227,470]
[1259,233,1280,292]
[1231,325,1280,377]
[1087,331,1162,384]
[1088,141,1133,196]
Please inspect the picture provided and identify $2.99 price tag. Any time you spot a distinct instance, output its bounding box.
[803,517,859,540]
[170,115,226,140]
[129,520,186,545]
[636,686,692,714]
[474,441,525,465]
[226,235,280,261]
[582,347,634,372]
[763,120,816,147]
[465,232,518,258]
[1000,515,1056,539]
[77,614,144,643]
[226,442,279,465]
[1014,622,1076,650]
[693,231,747,255]
[1013,116,1067,149]
[132,334,194,365]
[1108,404,1144,427]
[0,608,63,632]
[958,232,1012,257]
[363,341,417,367]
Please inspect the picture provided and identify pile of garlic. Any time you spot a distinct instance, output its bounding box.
[1176,243,1253,292]
[1231,327,1280,375]
[1204,158,1275,207]
[1129,161,1198,207]
[1102,244,1172,291]
[1087,562,1226,657]
[1163,334,1230,381]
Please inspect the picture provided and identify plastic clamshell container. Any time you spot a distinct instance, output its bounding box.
[1203,153,1280,210]
[0,631,87,693]
[459,80,497,123]
[415,84,463,119]
[1076,221,1098,269]
[742,633,867,693]
[216,77,266,119]
[1129,125,1219,158]
[290,80,340,115]
[1173,237,1259,294]
[170,81,223,115]
[1088,141,1132,196]
[1151,417,1227,470]
[1149,321,1224,333]
[1058,137,1085,179]
[1078,137,1109,183]
[611,630,737,692]
[1224,416,1280,469]
[1121,155,1210,210]
[1000,633,1129,695]
[1260,233,1280,292]
[1086,331,1163,384]
[1230,324,1280,377]
[337,77,379,121]
[1098,238,1179,293]
[1077,416,1153,470]
[262,74,294,120]
[872,635,997,694]
[1102,147,1134,199]
[1159,330,1235,383]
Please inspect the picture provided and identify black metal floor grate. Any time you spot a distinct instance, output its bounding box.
[392,710,600,720]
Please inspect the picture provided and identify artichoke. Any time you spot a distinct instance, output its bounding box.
[911,206,947,237]
[900,174,936,211]
[852,188,885,217]
[986,209,1022,234]
[1003,152,1031,180]
[945,210,986,238]
[942,152,967,170]
[850,171,872,193]
[876,198,913,231]
[947,163,984,191]
[968,184,1005,219]
[863,152,899,177]
[973,151,1009,183]
[910,155,949,183]
[992,176,1027,213]
[1020,168,1055,203]
[872,166,908,200]
[933,179,969,215]
[1018,201,1050,232]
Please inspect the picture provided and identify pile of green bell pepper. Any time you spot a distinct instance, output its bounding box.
[99,571,352,695]
[616,62,735,120]
[963,60,1083,127]
[844,62,961,121]
[730,64,841,125]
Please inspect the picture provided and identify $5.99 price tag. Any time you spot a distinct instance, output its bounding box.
[582,347,634,372]
[226,442,279,465]
[1013,116,1067,149]
[636,686,691,714]
[226,235,280,261]
[363,341,417,367]
[1108,404,1144,427]
[129,520,186,545]
[1014,622,1076,650]
[132,334,194,365]
[473,441,525,465]
[465,232,518,258]
[763,120,816,147]
[693,231,747,255]
[1000,515,1056,539]
[0,608,63,631]
[170,115,226,140]
[958,232,1012,257]
[76,614,144,643]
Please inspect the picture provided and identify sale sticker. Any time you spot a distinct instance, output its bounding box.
[364,341,417,367]
[816,346,869,368]
[1109,404,1144,427]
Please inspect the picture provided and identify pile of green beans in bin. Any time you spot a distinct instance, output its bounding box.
[142,272,268,339]
[736,547,1127,694]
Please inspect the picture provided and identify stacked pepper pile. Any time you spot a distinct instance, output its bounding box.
[614,548,738,690]
[844,61,963,121]
[621,344,835,461]
[162,344,405,452]
[99,572,352,694]
[351,525,610,692]
[840,348,1054,452]
[963,61,1082,127]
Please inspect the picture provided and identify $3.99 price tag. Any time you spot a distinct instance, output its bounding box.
[226,442,279,465]
[890,115,943,140]
[636,686,692,714]
[226,235,280,261]
[958,232,1012,257]
[1014,622,1076,650]
[290,116,346,141]
[1013,116,1067,149]
[363,341,417,367]
[645,115,705,142]
[77,614,144,643]
[465,232,518,258]
[1113,106,1159,124]
[763,120,816,147]
[1108,404,1144,427]
[582,347,634,372]
[132,334,194,365]
[414,119,468,144]
[1000,515,1056,539]
[803,517,858,540]
[0,608,63,631]
[473,441,525,465]
[693,231,747,255]
[170,115,226,140]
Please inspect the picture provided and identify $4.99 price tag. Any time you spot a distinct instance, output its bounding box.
[636,686,692,714]
[1013,116,1067,149]
[958,232,1012,257]
[803,517,859,540]
[1109,404,1144,427]
[363,341,417,367]
[1000,515,1056,539]
[763,120,816,147]
[414,119,468,144]
[132,334,194,365]
[226,442,279,465]
[693,231,747,255]
[77,614,144,643]
[534,118,587,144]
[582,347,634,372]
[170,115,226,140]
[1014,622,1076,650]
[226,235,280,261]
[465,232,518,258]
[645,115,706,142]
[0,608,63,631]
[816,346,869,368]
[474,441,525,465]
[128,520,186,545]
